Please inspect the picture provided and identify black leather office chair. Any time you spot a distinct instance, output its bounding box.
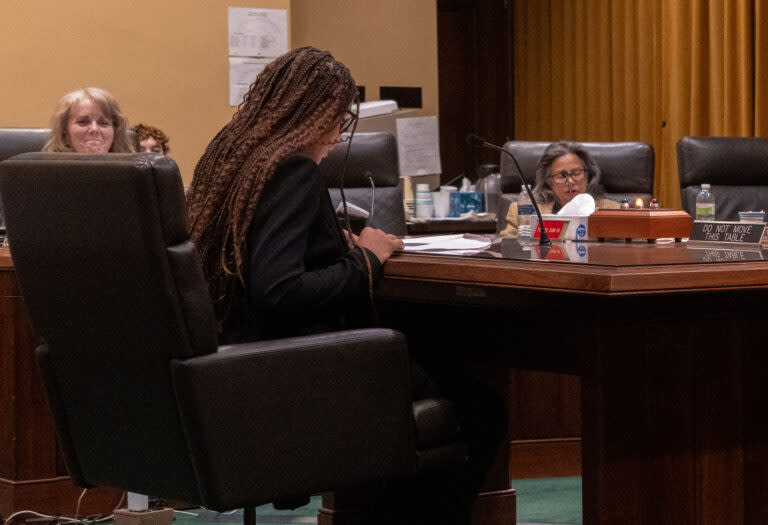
[500,140,655,199]
[0,153,463,521]
[497,140,655,229]
[0,127,50,229]
[319,132,406,236]
[677,136,768,220]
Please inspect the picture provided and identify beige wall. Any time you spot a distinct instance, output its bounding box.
[0,0,290,182]
[291,0,439,117]
[0,1,437,182]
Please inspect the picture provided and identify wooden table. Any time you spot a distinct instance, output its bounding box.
[0,247,121,519]
[376,239,768,525]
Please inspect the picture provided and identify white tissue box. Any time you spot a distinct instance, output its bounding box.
[531,214,590,241]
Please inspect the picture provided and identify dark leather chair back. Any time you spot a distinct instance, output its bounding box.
[0,127,50,161]
[319,132,406,236]
[1,153,216,502]
[677,136,768,220]
[0,128,50,228]
[500,140,655,203]
[1,153,460,511]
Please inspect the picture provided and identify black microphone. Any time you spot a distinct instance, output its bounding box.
[466,133,551,245]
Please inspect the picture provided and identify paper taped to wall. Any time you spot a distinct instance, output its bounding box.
[228,7,288,57]
[396,116,442,178]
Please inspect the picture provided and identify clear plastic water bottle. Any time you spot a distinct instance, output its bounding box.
[517,184,535,242]
[695,183,715,221]
[482,172,502,215]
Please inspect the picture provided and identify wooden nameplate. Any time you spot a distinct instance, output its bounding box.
[589,208,692,242]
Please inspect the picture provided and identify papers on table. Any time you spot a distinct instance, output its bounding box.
[402,234,492,256]
[395,116,442,177]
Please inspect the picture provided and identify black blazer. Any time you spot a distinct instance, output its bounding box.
[222,155,382,343]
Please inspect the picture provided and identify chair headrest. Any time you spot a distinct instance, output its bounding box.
[319,132,400,188]
[0,152,216,358]
[500,140,654,195]
[677,136,768,186]
[0,127,50,162]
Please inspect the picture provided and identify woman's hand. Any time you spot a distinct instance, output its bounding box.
[343,229,359,244]
[356,226,403,263]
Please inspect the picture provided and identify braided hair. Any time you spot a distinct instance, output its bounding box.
[186,47,358,321]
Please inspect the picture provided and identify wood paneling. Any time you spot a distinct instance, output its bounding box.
[437,0,513,184]
[379,249,768,524]
[509,438,581,480]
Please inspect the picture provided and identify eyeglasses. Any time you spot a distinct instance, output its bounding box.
[550,168,586,185]
[340,109,357,134]
[327,135,350,145]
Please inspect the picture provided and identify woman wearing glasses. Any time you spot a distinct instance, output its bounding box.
[187,47,498,525]
[500,140,619,237]
[186,47,402,343]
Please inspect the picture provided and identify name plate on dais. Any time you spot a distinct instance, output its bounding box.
[690,221,766,244]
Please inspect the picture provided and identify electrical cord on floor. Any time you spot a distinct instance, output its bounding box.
[3,489,127,525]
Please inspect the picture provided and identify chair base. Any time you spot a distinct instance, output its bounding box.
[243,506,255,525]
[318,487,516,525]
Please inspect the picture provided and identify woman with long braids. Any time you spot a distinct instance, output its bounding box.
[186,47,402,343]
[187,47,502,525]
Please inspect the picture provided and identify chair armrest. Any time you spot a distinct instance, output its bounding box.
[170,328,416,510]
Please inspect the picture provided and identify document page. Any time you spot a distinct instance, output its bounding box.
[228,7,288,57]
[402,234,492,255]
[229,57,270,106]
[396,116,442,177]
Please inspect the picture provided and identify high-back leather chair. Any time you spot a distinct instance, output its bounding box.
[500,140,655,201]
[0,153,463,518]
[319,132,406,236]
[0,127,50,161]
[497,140,655,230]
[677,136,768,220]
[0,128,50,228]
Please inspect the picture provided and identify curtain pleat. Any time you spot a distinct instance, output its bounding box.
[757,0,768,134]
[514,0,766,209]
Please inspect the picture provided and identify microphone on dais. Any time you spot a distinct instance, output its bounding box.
[465,133,551,245]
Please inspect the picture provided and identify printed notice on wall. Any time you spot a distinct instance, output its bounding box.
[395,116,442,177]
[229,57,270,106]
[228,7,287,57]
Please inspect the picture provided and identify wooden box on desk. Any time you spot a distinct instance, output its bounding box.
[589,208,692,241]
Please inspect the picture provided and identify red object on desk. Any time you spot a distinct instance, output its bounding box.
[533,219,568,240]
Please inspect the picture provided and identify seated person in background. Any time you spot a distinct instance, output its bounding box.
[43,87,134,153]
[131,123,170,154]
[500,140,619,237]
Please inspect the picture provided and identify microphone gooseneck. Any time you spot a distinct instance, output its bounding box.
[466,133,551,246]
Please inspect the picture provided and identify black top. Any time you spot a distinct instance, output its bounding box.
[222,155,382,343]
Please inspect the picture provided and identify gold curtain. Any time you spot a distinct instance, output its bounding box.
[514,0,768,208]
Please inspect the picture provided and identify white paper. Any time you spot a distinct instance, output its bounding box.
[229,57,270,106]
[228,7,287,57]
[402,234,491,254]
[395,116,442,177]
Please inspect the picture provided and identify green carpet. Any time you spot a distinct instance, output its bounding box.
[171,476,581,525]
[514,476,581,525]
